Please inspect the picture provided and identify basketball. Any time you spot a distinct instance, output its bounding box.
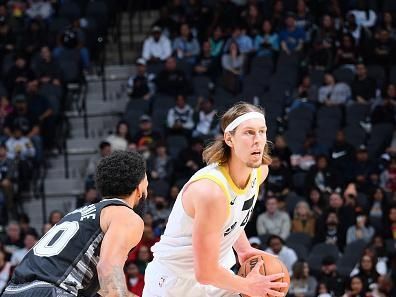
[238,254,290,297]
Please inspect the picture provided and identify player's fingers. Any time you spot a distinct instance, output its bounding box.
[251,259,263,273]
[266,281,288,288]
[266,272,285,280]
[265,289,285,297]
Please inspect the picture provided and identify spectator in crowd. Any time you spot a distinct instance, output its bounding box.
[208,25,225,59]
[132,115,163,157]
[351,246,387,277]
[254,19,279,58]
[152,7,178,39]
[370,83,396,126]
[368,187,388,232]
[0,96,13,135]
[17,213,37,239]
[383,205,396,240]
[192,96,218,140]
[304,155,338,194]
[223,24,254,55]
[266,154,291,201]
[346,212,375,244]
[379,11,396,40]
[23,19,47,59]
[318,72,351,106]
[25,0,53,20]
[3,93,41,160]
[314,210,345,251]
[351,63,377,104]
[75,187,100,209]
[173,22,200,65]
[342,275,366,297]
[53,27,90,72]
[155,57,191,96]
[174,137,204,181]
[193,40,219,83]
[9,231,37,266]
[329,130,356,186]
[307,187,326,219]
[272,135,292,168]
[85,141,111,189]
[0,144,15,224]
[125,261,145,296]
[2,221,23,255]
[318,256,346,297]
[25,79,54,151]
[380,156,396,194]
[126,58,155,101]
[256,196,291,240]
[0,249,11,293]
[105,120,132,152]
[48,210,63,226]
[166,94,194,137]
[135,245,151,274]
[309,14,337,70]
[291,201,316,237]
[370,275,396,297]
[147,142,173,182]
[221,40,245,76]
[0,16,16,60]
[265,234,298,273]
[352,145,379,194]
[241,3,262,37]
[350,254,380,293]
[33,45,62,87]
[149,194,171,225]
[279,13,305,56]
[142,26,172,63]
[221,40,244,93]
[335,34,359,69]
[5,122,36,160]
[369,28,395,68]
[289,75,317,111]
[289,261,318,297]
[5,53,35,97]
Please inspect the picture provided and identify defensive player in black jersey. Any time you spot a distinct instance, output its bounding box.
[2,151,148,297]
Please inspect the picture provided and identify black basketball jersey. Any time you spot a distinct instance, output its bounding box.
[11,198,133,297]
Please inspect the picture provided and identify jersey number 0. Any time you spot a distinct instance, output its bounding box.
[33,221,80,257]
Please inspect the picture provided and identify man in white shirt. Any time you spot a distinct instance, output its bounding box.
[265,235,298,274]
[256,196,291,240]
[142,26,172,63]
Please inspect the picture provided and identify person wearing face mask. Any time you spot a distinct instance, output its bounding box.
[125,261,145,296]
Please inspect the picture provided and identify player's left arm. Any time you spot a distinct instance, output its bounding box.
[233,165,274,263]
[97,206,144,297]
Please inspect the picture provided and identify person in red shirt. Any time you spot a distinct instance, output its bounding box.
[125,261,145,296]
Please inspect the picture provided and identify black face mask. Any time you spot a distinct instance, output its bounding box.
[155,203,165,210]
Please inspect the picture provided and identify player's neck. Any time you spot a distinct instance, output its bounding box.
[226,158,253,189]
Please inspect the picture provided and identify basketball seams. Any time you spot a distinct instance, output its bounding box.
[261,255,266,276]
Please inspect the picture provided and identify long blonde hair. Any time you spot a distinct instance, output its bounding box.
[202,102,271,165]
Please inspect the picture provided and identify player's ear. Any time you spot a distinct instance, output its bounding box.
[224,132,233,148]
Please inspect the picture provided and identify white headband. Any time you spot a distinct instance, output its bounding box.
[224,111,265,133]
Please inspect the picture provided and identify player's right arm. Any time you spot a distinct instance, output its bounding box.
[186,179,287,297]
[97,206,144,297]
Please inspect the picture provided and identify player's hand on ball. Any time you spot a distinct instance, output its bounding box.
[244,259,287,297]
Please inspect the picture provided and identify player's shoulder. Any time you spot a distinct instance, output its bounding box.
[100,203,142,232]
[259,165,269,185]
[186,178,227,204]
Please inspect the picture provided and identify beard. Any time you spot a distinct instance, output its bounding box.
[133,193,147,217]
[246,159,262,168]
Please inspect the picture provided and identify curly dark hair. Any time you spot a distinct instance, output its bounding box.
[95,151,146,198]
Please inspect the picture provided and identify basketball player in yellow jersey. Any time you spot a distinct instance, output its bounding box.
[143,102,288,297]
